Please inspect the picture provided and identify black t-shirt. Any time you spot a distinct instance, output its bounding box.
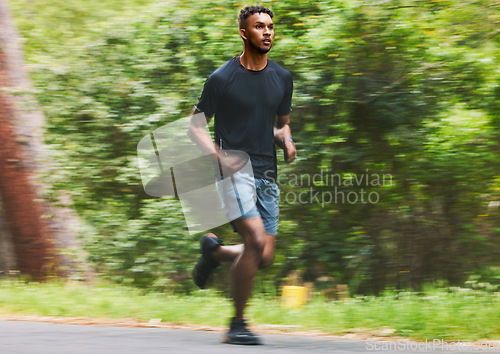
[196,57,293,180]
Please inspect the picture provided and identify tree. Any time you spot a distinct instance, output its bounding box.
[0,0,81,279]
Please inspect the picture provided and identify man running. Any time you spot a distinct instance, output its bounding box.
[189,5,296,345]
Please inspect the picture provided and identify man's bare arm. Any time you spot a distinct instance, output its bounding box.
[274,114,296,163]
[188,107,219,159]
[188,107,248,175]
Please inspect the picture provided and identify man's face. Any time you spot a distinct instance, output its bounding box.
[242,12,274,54]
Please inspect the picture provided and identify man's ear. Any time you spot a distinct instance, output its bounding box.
[240,28,247,41]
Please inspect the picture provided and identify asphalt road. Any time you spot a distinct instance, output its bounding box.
[0,320,491,354]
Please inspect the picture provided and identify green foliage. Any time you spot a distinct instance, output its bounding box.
[9,0,500,293]
[83,198,198,292]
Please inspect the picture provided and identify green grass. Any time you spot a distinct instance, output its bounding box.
[0,280,232,327]
[0,280,498,341]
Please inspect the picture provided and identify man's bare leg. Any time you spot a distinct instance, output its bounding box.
[212,232,275,267]
[259,234,275,269]
[205,218,276,321]
[205,219,275,344]
[227,217,275,320]
[212,244,243,262]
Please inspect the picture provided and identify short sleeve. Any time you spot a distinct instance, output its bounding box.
[196,73,225,118]
[277,71,293,116]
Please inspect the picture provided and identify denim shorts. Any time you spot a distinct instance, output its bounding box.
[216,172,280,235]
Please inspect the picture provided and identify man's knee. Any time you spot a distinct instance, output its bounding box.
[259,254,274,269]
[258,234,275,269]
[245,232,266,255]
[236,217,268,258]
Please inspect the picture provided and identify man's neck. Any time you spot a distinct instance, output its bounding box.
[239,49,268,71]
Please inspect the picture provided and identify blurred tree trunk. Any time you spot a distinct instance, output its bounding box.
[0,194,17,274]
[0,0,81,279]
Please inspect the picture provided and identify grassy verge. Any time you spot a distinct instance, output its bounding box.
[0,280,498,341]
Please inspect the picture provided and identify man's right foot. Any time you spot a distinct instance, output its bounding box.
[223,318,262,345]
[192,233,223,289]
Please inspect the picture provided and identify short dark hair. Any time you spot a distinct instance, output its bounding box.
[238,5,274,29]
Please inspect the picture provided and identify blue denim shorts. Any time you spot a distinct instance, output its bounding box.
[249,178,280,235]
[217,173,280,235]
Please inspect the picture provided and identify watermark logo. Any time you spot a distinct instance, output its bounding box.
[365,339,500,352]
[267,169,393,207]
[137,113,256,235]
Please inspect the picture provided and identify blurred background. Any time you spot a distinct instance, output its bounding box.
[1,0,499,298]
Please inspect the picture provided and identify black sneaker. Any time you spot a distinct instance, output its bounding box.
[223,318,262,345]
[192,233,223,289]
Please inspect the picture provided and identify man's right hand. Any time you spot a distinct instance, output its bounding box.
[217,149,250,177]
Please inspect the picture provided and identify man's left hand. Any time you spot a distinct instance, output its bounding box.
[283,140,296,163]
